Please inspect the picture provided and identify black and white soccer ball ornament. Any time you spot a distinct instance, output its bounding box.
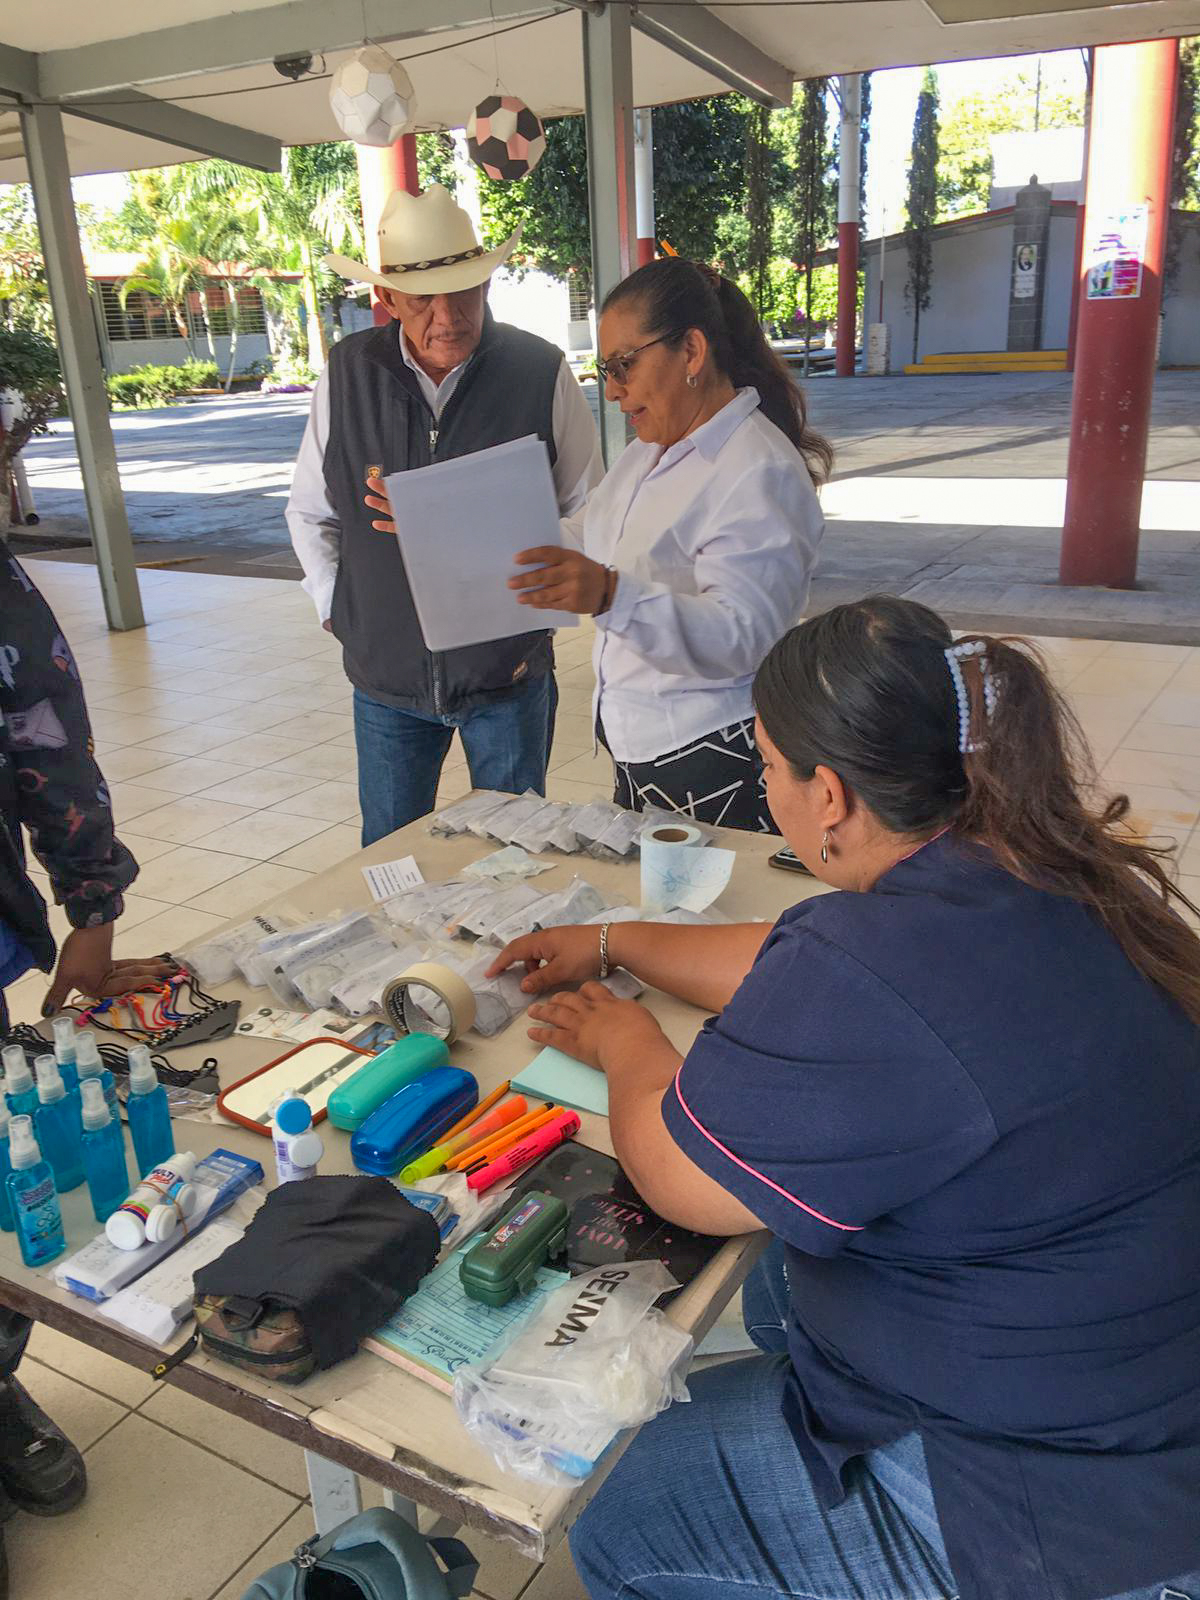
[466,95,546,181]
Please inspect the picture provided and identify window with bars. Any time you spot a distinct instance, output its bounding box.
[567,270,592,322]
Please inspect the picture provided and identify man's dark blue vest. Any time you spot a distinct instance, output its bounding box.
[323,310,561,715]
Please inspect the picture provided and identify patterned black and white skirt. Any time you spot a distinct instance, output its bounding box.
[605,717,779,835]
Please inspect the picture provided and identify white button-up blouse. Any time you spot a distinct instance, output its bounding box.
[574,386,825,765]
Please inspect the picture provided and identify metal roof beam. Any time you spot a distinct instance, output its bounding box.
[631,1,792,108]
[38,0,566,100]
[67,89,281,170]
[0,40,40,100]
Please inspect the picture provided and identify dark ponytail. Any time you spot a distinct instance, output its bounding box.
[602,258,833,487]
[753,595,1200,1027]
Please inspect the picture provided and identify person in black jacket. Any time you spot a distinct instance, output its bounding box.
[0,545,175,1595]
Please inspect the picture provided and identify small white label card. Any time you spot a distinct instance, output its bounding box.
[362,855,425,902]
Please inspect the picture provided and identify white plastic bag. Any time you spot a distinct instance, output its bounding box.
[454,1260,692,1485]
[461,845,554,885]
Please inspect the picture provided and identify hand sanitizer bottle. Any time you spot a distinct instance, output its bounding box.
[0,1106,14,1232]
[75,1030,120,1122]
[125,1045,174,1179]
[34,1055,85,1192]
[51,1014,80,1094]
[5,1115,65,1267]
[2,1047,38,1119]
[79,1079,131,1224]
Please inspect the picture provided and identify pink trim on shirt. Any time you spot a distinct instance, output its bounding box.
[671,1071,863,1232]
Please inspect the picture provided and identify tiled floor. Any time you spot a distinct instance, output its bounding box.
[5,560,1200,1599]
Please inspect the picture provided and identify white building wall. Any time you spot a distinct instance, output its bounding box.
[103,333,272,375]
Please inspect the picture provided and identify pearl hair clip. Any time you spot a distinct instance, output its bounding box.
[944,639,998,754]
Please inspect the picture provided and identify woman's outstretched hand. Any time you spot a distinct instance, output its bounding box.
[485,925,605,996]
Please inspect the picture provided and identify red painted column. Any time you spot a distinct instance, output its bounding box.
[1059,40,1178,588]
[356,133,420,326]
[1065,52,1093,372]
[835,75,862,378]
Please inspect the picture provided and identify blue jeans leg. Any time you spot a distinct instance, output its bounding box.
[458,673,557,799]
[741,1236,791,1354]
[570,1353,956,1600]
[353,690,455,846]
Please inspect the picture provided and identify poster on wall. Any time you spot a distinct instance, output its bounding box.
[1085,207,1147,300]
[1013,243,1038,299]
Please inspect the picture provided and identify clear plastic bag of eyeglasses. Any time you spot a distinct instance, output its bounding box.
[428,790,511,837]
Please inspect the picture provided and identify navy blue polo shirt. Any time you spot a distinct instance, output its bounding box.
[664,834,1200,1600]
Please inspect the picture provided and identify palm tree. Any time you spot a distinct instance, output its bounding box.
[118,233,200,354]
[179,144,362,372]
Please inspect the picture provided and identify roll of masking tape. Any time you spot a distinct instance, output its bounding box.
[381,962,477,1044]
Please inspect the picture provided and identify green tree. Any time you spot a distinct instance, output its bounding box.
[653,97,752,262]
[478,116,591,284]
[936,69,1082,218]
[0,325,62,531]
[0,187,52,335]
[905,66,940,364]
[178,143,362,369]
[787,77,835,368]
[417,131,458,195]
[1166,38,1200,293]
[744,104,775,317]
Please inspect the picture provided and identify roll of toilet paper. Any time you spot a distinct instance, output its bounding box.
[640,823,734,914]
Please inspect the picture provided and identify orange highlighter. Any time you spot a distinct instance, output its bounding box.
[466,1109,581,1193]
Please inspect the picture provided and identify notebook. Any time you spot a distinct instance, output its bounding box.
[511,1046,609,1117]
[363,1243,568,1393]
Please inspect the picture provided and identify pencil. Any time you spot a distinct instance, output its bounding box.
[446,1102,558,1170]
[439,1080,511,1144]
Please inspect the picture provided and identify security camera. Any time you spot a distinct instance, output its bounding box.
[273,53,314,81]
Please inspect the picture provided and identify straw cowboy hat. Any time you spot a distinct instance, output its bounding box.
[324,183,522,296]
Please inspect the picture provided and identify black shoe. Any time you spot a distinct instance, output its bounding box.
[0,1378,87,1516]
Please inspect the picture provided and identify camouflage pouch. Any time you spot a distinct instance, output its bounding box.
[194,1293,316,1383]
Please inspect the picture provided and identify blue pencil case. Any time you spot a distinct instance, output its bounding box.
[350,1065,478,1178]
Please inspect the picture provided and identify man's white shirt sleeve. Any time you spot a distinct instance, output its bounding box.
[285,368,340,623]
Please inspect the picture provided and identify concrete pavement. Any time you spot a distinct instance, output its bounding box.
[13,369,1200,641]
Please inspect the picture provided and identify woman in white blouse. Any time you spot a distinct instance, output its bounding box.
[511,258,831,831]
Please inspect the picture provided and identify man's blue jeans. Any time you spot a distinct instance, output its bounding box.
[569,1239,1200,1600]
[353,674,558,846]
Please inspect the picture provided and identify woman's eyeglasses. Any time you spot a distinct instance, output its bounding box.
[594,335,670,385]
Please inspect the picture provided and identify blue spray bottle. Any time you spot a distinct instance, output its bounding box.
[75,1030,119,1122]
[126,1045,174,1179]
[0,1105,14,1232]
[79,1079,131,1224]
[5,1115,65,1267]
[51,1015,80,1094]
[34,1055,85,1193]
[2,1047,38,1119]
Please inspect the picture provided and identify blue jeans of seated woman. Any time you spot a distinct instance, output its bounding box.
[569,1239,1200,1600]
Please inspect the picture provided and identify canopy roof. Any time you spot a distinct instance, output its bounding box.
[3,0,1197,183]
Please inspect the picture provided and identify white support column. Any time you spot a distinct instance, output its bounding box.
[583,3,637,465]
[304,1451,362,1535]
[20,103,143,631]
[634,108,655,267]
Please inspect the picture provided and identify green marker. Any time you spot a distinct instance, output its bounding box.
[399,1142,456,1184]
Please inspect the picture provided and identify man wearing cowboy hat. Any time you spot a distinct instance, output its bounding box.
[287,183,601,844]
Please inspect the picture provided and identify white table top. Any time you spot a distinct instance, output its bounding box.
[0,803,826,1557]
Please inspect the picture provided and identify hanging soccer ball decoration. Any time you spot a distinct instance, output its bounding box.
[329,45,416,147]
[466,95,546,181]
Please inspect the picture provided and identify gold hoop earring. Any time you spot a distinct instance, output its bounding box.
[686,372,698,389]
[820,831,830,864]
